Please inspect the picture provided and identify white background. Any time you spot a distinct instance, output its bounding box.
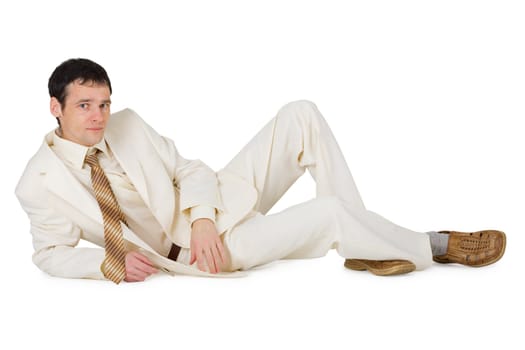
[1,1,524,349]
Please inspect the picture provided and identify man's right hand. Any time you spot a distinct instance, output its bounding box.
[124,251,158,282]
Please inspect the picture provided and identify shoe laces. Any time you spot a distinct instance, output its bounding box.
[459,237,490,252]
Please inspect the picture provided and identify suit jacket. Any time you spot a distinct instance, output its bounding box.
[15,108,257,279]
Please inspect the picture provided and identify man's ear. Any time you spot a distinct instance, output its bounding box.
[50,97,62,118]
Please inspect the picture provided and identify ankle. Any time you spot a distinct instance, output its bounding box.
[426,231,449,256]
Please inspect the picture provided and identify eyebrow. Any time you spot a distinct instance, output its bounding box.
[75,99,112,104]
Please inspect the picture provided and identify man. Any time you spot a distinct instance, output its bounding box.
[15,58,506,283]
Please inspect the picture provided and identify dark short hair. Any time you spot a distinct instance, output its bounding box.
[48,58,112,108]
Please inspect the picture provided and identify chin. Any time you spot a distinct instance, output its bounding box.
[86,137,104,147]
[93,137,104,145]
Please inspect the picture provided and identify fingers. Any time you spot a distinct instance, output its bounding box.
[204,244,217,273]
[126,264,158,282]
[190,220,226,274]
[124,251,158,282]
[132,251,156,267]
[193,239,226,274]
[211,242,224,271]
[215,239,228,268]
[210,238,228,272]
[196,248,208,272]
[190,248,197,265]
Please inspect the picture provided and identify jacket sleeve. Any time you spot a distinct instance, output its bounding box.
[15,170,106,280]
[131,110,223,224]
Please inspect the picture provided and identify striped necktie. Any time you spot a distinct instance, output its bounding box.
[85,151,127,284]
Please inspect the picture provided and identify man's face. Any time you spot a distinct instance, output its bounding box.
[50,80,111,147]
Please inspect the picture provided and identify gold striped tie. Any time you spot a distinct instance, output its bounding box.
[85,151,127,284]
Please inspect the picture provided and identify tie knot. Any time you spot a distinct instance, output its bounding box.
[85,152,100,167]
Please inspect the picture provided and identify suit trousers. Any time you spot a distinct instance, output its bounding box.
[218,100,432,271]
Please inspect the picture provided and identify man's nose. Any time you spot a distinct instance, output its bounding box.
[91,108,104,122]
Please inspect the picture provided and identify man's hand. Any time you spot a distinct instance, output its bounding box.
[124,251,158,282]
[190,218,228,273]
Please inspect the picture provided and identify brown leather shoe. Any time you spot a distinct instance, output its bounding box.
[344,259,416,276]
[433,230,506,267]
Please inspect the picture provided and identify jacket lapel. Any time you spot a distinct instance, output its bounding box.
[104,123,175,234]
[104,131,150,205]
[40,141,103,225]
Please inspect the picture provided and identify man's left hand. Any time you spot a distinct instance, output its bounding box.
[190,218,228,273]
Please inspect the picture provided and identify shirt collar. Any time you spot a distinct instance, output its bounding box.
[51,130,109,170]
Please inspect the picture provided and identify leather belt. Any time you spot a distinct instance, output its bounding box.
[167,243,182,261]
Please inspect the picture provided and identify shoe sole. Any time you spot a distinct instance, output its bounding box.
[433,230,506,267]
[344,259,416,276]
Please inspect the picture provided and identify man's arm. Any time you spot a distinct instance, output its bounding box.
[171,141,231,273]
[16,185,107,280]
[173,144,230,273]
[130,110,222,217]
[131,110,228,273]
[17,180,161,282]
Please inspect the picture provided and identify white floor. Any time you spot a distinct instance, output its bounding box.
[4,247,520,350]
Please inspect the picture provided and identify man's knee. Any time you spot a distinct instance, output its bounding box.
[277,100,322,126]
[283,99,318,110]
[280,100,318,115]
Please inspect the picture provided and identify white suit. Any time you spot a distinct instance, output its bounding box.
[15,100,432,280]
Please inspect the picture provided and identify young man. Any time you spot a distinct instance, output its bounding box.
[15,58,506,283]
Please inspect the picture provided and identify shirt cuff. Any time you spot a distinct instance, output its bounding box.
[190,205,216,225]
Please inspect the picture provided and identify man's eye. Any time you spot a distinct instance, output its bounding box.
[79,103,88,109]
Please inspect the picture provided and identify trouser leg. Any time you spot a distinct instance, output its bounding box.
[219,100,432,270]
[220,100,365,214]
[223,196,432,271]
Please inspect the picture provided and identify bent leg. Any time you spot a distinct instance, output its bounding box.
[219,100,365,214]
[220,101,432,271]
